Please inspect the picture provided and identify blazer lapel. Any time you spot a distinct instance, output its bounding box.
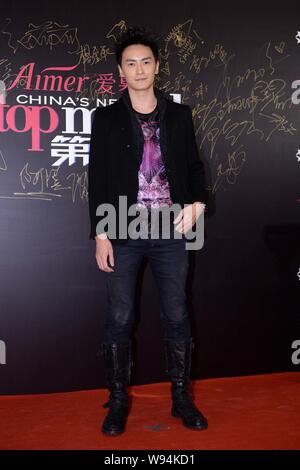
[164,100,178,165]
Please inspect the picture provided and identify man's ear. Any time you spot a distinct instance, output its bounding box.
[155,61,160,74]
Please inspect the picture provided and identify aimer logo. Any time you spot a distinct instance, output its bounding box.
[291,340,300,365]
[0,340,6,365]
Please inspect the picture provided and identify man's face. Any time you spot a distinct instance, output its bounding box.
[118,44,159,92]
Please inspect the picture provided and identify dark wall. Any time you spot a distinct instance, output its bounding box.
[0,0,299,394]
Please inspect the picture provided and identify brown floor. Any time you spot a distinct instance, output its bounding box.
[0,372,299,450]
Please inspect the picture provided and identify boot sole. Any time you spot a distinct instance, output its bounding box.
[102,427,125,436]
[172,409,208,430]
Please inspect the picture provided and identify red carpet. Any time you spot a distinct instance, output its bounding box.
[0,373,299,450]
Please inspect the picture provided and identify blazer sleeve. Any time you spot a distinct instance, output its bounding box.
[184,105,208,205]
[88,107,108,240]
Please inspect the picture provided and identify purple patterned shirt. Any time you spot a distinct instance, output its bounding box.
[135,106,173,210]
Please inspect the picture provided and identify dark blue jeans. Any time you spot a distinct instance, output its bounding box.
[102,236,191,344]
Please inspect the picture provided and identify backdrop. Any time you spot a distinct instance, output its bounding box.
[0,0,299,394]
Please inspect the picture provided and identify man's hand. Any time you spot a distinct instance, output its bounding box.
[173,202,206,234]
[95,234,115,272]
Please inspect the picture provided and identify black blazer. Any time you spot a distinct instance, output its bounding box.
[88,95,208,244]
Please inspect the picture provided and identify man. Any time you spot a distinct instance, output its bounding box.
[88,26,208,436]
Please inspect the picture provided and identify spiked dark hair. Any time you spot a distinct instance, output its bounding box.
[114,26,160,66]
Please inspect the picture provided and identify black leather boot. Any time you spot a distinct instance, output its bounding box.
[101,341,132,436]
[164,338,208,430]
